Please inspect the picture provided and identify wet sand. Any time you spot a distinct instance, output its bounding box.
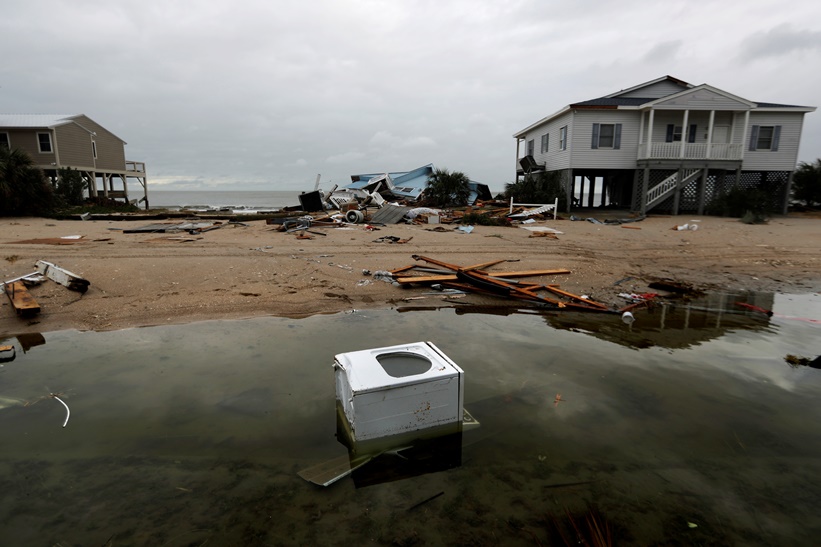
[1,212,819,333]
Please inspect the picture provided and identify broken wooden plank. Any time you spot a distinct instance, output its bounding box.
[542,286,610,310]
[489,269,571,278]
[394,274,459,284]
[394,269,572,285]
[297,453,377,487]
[35,260,91,293]
[4,281,40,316]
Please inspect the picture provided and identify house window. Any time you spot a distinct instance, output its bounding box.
[540,133,549,153]
[591,123,622,149]
[749,125,781,151]
[666,124,697,143]
[559,126,567,150]
[92,140,98,159]
[757,126,774,149]
[0,133,9,150]
[37,132,53,153]
[526,139,535,157]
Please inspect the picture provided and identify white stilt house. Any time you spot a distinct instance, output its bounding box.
[513,76,815,215]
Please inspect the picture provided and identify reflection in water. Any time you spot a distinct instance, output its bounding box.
[0,292,819,545]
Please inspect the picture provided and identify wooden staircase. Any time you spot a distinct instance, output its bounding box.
[645,168,703,212]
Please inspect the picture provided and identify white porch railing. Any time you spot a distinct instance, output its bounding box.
[646,168,703,209]
[646,172,679,206]
[639,142,742,161]
[126,161,146,173]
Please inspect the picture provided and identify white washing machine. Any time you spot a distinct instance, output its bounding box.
[333,341,464,442]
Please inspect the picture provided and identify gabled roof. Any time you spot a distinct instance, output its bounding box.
[0,114,81,128]
[514,76,816,137]
[0,114,128,143]
[602,75,692,98]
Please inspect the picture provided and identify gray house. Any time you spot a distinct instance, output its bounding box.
[513,76,816,214]
[0,114,148,207]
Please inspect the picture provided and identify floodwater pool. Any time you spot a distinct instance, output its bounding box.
[0,292,819,545]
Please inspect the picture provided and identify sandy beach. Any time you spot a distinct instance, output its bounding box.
[1,211,820,334]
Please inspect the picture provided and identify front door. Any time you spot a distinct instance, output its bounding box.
[712,125,730,143]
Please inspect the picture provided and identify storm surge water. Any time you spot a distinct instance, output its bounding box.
[1,292,820,545]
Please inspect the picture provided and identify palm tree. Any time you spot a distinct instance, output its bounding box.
[424,168,471,207]
[793,159,821,207]
[0,147,55,216]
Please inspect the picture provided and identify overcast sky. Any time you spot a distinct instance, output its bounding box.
[2,0,820,193]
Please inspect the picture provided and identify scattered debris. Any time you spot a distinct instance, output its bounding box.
[388,255,612,312]
[8,237,88,245]
[53,395,71,428]
[785,354,821,369]
[35,260,91,293]
[647,279,701,295]
[122,221,220,234]
[0,344,15,363]
[25,391,71,428]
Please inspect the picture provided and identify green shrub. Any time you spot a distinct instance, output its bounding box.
[706,185,772,219]
[55,167,88,206]
[504,171,567,210]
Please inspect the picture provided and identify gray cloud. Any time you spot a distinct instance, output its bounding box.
[738,23,821,62]
[1,0,820,192]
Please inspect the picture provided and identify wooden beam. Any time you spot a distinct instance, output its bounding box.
[35,260,90,293]
[4,281,40,316]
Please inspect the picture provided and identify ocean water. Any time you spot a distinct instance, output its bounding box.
[146,190,304,211]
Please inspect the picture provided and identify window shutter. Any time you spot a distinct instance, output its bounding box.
[688,124,697,143]
[665,124,674,143]
[749,125,760,151]
[614,124,622,149]
[772,125,781,151]
[591,123,600,149]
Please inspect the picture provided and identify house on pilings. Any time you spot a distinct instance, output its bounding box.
[513,76,816,215]
[0,114,148,209]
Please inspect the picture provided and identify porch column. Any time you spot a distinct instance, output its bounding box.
[672,168,683,215]
[587,176,595,208]
[706,110,715,159]
[565,169,573,213]
[783,171,794,215]
[679,110,690,158]
[640,167,650,215]
[697,168,708,215]
[578,176,584,208]
[515,138,522,183]
[646,109,655,158]
[741,111,750,160]
[638,111,646,154]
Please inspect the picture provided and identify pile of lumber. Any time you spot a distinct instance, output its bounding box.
[388,255,614,312]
